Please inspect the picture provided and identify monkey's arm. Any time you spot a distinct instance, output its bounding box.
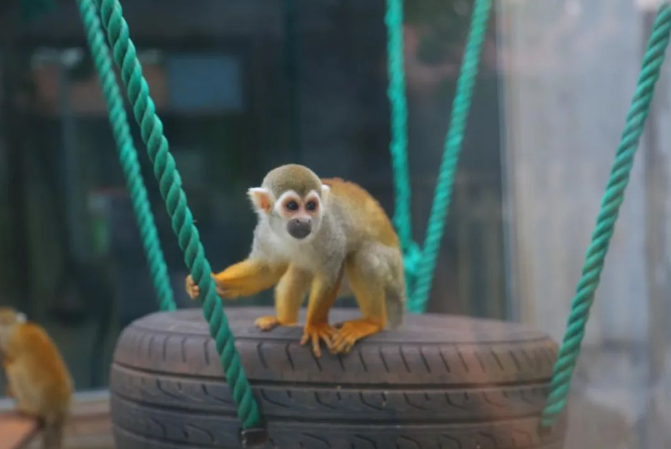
[186,259,287,300]
[255,264,312,331]
[214,259,287,299]
[300,267,343,357]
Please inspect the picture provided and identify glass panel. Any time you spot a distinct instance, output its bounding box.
[0,0,505,400]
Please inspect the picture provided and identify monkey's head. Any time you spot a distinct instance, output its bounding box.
[248,164,330,243]
[0,307,26,348]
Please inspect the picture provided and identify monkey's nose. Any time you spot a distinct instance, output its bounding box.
[287,218,312,239]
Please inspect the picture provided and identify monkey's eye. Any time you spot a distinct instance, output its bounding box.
[306,201,317,211]
[286,201,299,211]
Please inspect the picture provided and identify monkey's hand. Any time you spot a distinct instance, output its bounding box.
[185,275,200,300]
[254,316,299,331]
[300,323,336,357]
[185,273,232,300]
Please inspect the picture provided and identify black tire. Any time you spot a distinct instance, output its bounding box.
[110,307,566,449]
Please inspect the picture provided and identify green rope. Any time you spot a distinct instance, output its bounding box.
[541,2,671,427]
[385,0,413,249]
[385,0,491,313]
[76,0,175,312]
[384,0,422,294]
[93,0,263,432]
[411,0,491,313]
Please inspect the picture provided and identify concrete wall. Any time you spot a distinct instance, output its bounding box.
[499,1,671,447]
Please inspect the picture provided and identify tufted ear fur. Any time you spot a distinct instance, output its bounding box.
[247,187,275,214]
[321,184,330,207]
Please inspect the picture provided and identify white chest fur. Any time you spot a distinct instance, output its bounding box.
[265,232,322,271]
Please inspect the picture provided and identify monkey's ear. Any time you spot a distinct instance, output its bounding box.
[247,187,274,214]
[321,184,330,206]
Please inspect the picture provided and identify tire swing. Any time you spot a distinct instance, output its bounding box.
[73,0,671,447]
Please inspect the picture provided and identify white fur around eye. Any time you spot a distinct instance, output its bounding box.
[305,190,322,211]
[274,190,301,214]
[16,313,26,323]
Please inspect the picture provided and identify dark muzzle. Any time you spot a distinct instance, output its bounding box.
[287,218,312,239]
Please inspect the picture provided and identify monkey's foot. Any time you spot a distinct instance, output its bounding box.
[254,316,297,331]
[331,319,383,354]
[300,323,336,357]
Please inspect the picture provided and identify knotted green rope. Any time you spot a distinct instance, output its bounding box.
[76,0,175,312]
[385,0,491,313]
[541,2,671,427]
[93,0,263,432]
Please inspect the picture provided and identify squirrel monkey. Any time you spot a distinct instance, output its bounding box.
[186,164,406,356]
[0,307,73,449]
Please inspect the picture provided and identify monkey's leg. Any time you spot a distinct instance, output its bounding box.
[255,265,312,331]
[42,415,66,449]
[331,258,387,354]
[213,259,287,299]
[300,268,343,357]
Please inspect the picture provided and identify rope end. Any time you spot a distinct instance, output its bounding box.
[240,427,269,448]
[537,423,554,441]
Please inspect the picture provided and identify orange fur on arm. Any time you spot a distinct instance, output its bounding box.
[213,259,287,299]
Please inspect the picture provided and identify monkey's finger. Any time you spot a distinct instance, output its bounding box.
[312,335,322,357]
[300,334,310,346]
[330,336,344,353]
[320,332,333,349]
[329,335,341,353]
[186,276,197,290]
[333,338,354,354]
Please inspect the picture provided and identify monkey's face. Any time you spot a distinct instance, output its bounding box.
[273,189,324,241]
[248,185,329,243]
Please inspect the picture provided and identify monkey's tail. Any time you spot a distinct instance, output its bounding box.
[385,252,407,330]
[42,415,66,449]
[385,287,405,330]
